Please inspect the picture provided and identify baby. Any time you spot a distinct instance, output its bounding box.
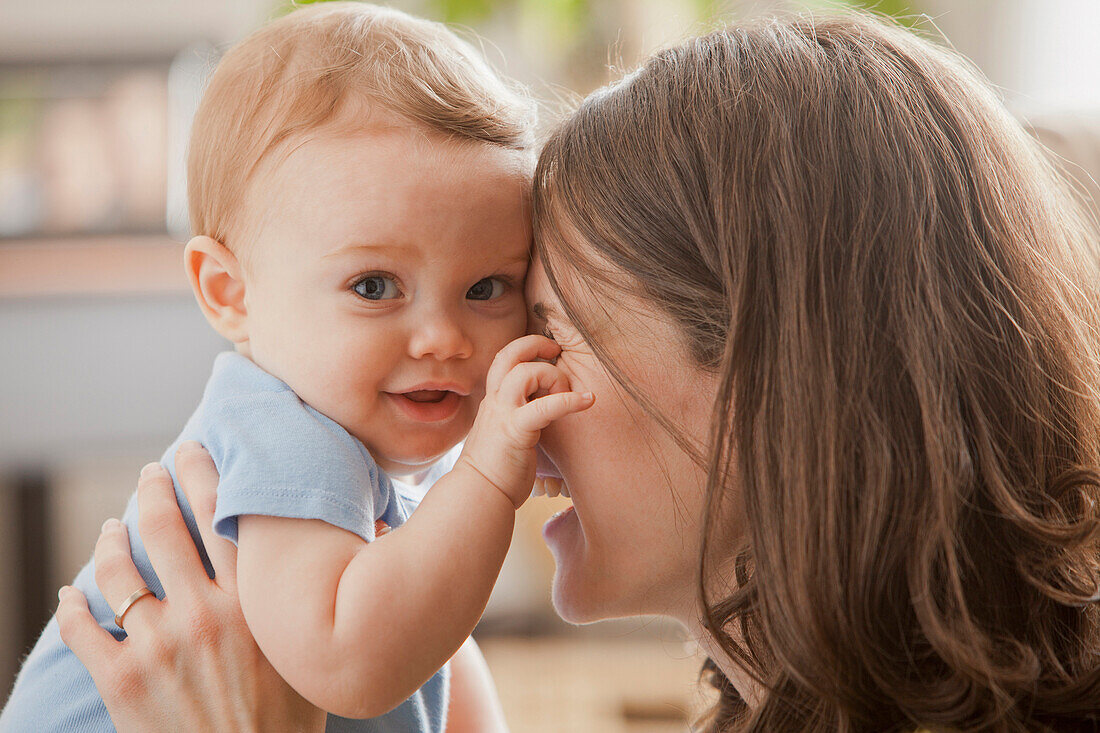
[0,4,588,731]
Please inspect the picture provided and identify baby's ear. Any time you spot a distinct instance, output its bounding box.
[184,236,249,344]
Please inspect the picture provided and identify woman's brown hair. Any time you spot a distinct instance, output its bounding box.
[533,12,1100,732]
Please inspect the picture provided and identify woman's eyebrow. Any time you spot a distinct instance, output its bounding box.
[531,301,559,323]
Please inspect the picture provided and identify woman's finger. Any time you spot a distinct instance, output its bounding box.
[174,441,238,587]
[485,335,560,394]
[136,462,208,603]
[514,390,595,435]
[56,585,121,681]
[93,519,161,634]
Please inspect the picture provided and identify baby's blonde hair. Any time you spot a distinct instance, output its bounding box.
[187,1,535,251]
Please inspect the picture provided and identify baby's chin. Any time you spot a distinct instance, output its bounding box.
[373,444,459,476]
[353,422,469,476]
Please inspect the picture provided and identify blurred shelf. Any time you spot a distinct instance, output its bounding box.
[0,235,188,299]
[0,1,268,64]
[479,635,715,733]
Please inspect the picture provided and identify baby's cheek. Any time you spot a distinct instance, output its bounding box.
[481,331,519,371]
[503,303,529,341]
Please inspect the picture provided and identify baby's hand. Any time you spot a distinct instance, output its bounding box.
[458,335,593,509]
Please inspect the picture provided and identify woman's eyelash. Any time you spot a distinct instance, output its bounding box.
[541,325,556,341]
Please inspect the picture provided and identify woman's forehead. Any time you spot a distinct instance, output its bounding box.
[527,256,659,355]
[525,258,601,332]
[525,258,561,316]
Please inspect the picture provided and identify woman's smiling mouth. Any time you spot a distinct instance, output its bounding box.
[532,445,572,498]
[531,476,571,498]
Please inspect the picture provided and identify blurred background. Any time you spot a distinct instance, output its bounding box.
[2,0,1099,730]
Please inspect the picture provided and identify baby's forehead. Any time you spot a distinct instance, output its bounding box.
[236,129,533,274]
[243,125,527,230]
[257,121,532,199]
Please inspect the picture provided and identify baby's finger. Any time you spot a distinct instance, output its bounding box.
[485,335,560,394]
[136,462,207,603]
[94,520,160,635]
[498,361,571,408]
[56,586,121,680]
[514,391,595,434]
[175,442,237,587]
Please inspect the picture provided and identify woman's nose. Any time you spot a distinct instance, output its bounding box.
[406,314,474,360]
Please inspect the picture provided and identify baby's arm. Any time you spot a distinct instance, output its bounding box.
[236,467,512,718]
[235,336,590,719]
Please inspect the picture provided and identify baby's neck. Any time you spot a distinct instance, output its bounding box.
[389,467,433,486]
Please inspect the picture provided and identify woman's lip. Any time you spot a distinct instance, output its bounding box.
[542,503,577,541]
[384,391,462,423]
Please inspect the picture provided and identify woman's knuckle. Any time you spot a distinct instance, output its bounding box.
[103,664,147,701]
[182,605,223,646]
[94,546,127,584]
[139,633,177,667]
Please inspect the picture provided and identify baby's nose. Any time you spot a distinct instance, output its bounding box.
[407,316,473,360]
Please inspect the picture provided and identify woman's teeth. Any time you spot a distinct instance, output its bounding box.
[531,477,570,499]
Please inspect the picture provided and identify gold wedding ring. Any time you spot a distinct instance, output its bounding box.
[114,586,155,631]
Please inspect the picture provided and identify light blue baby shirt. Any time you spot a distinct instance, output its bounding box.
[1,352,449,733]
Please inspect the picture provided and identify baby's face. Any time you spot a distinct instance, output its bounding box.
[237,125,532,474]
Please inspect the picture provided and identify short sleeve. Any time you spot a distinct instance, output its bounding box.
[201,390,391,545]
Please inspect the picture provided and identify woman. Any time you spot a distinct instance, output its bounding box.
[57,12,1100,731]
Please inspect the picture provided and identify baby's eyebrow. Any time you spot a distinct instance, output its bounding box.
[323,242,412,259]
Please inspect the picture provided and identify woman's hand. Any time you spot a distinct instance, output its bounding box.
[55,442,326,732]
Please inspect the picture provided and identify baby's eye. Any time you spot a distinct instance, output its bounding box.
[467,277,506,301]
[353,275,400,301]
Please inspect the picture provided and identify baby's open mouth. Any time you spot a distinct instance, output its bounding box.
[402,390,450,404]
[384,388,464,423]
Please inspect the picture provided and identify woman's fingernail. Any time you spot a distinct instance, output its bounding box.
[101,517,121,533]
[57,585,70,601]
[140,462,162,478]
[178,440,204,454]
